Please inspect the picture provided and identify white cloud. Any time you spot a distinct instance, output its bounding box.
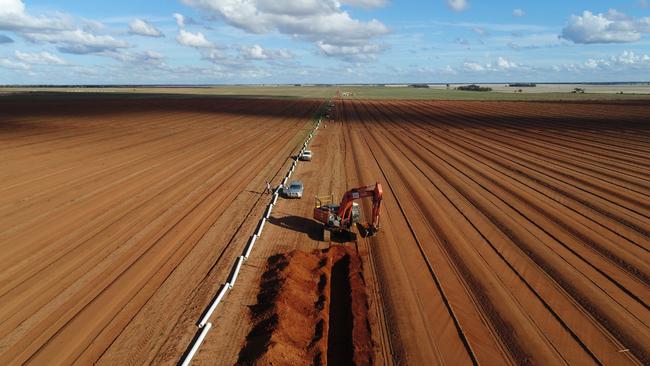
[463,61,483,71]
[340,0,387,8]
[561,10,650,44]
[497,56,518,69]
[205,49,227,62]
[15,50,66,65]
[555,50,650,72]
[176,28,213,48]
[317,41,383,61]
[462,57,520,72]
[173,13,185,28]
[447,0,469,12]
[0,0,130,57]
[23,29,129,54]
[0,57,29,70]
[513,9,524,17]
[242,44,267,59]
[106,50,165,65]
[240,44,292,60]
[584,59,599,69]
[181,0,388,59]
[81,19,105,32]
[0,0,71,32]
[129,18,163,37]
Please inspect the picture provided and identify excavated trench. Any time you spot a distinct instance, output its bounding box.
[236,246,372,366]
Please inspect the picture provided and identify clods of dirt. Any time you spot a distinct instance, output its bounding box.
[237,246,372,366]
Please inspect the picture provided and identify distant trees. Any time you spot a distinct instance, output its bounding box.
[457,84,492,92]
[408,83,430,88]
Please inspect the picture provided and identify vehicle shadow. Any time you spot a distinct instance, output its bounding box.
[268,215,355,243]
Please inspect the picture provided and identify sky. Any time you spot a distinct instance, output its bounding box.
[0,0,649,84]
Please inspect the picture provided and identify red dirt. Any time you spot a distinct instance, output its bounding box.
[0,97,320,365]
[237,246,371,366]
[1,96,649,365]
[339,99,650,365]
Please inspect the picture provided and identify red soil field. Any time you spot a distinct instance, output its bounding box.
[206,98,648,366]
[1,97,648,365]
[337,99,650,365]
[0,98,320,365]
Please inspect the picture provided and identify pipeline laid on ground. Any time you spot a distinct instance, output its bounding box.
[179,108,326,365]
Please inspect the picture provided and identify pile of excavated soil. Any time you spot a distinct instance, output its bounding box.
[237,246,372,366]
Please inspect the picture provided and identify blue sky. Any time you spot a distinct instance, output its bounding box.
[1,0,649,84]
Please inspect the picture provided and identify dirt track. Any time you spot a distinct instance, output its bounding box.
[1,97,648,365]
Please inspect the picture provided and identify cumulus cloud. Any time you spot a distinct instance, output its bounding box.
[580,50,650,70]
[15,50,66,65]
[240,44,292,60]
[129,18,163,37]
[496,56,517,69]
[0,34,13,43]
[513,9,524,17]
[181,0,389,59]
[177,28,213,48]
[561,10,650,44]
[447,0,469,12]
[0,0,130,57]
[463,57,520,72]
[0,0,71,32]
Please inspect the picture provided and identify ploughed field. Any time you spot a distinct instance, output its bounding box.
[0,98,320,365]
[337,99,650,365]
[0,96,648,365]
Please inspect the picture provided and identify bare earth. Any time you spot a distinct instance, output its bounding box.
[0,97,648,365]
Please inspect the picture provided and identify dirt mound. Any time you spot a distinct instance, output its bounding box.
[237,246,372,366]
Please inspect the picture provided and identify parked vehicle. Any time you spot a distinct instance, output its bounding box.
[300,150,312,161]
[282,180,304,198]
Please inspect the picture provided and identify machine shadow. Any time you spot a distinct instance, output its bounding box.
[268,215,354,243]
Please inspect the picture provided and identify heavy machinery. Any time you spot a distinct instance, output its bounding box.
[313,183,383,241]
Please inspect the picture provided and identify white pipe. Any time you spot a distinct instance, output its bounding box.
[256,218,266,236]
[198,286,229,327]
[265,204,273,218]
[244,235,257,259]
[272,193,278,205]
[228,256,245,288]
[180,322,212,366]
